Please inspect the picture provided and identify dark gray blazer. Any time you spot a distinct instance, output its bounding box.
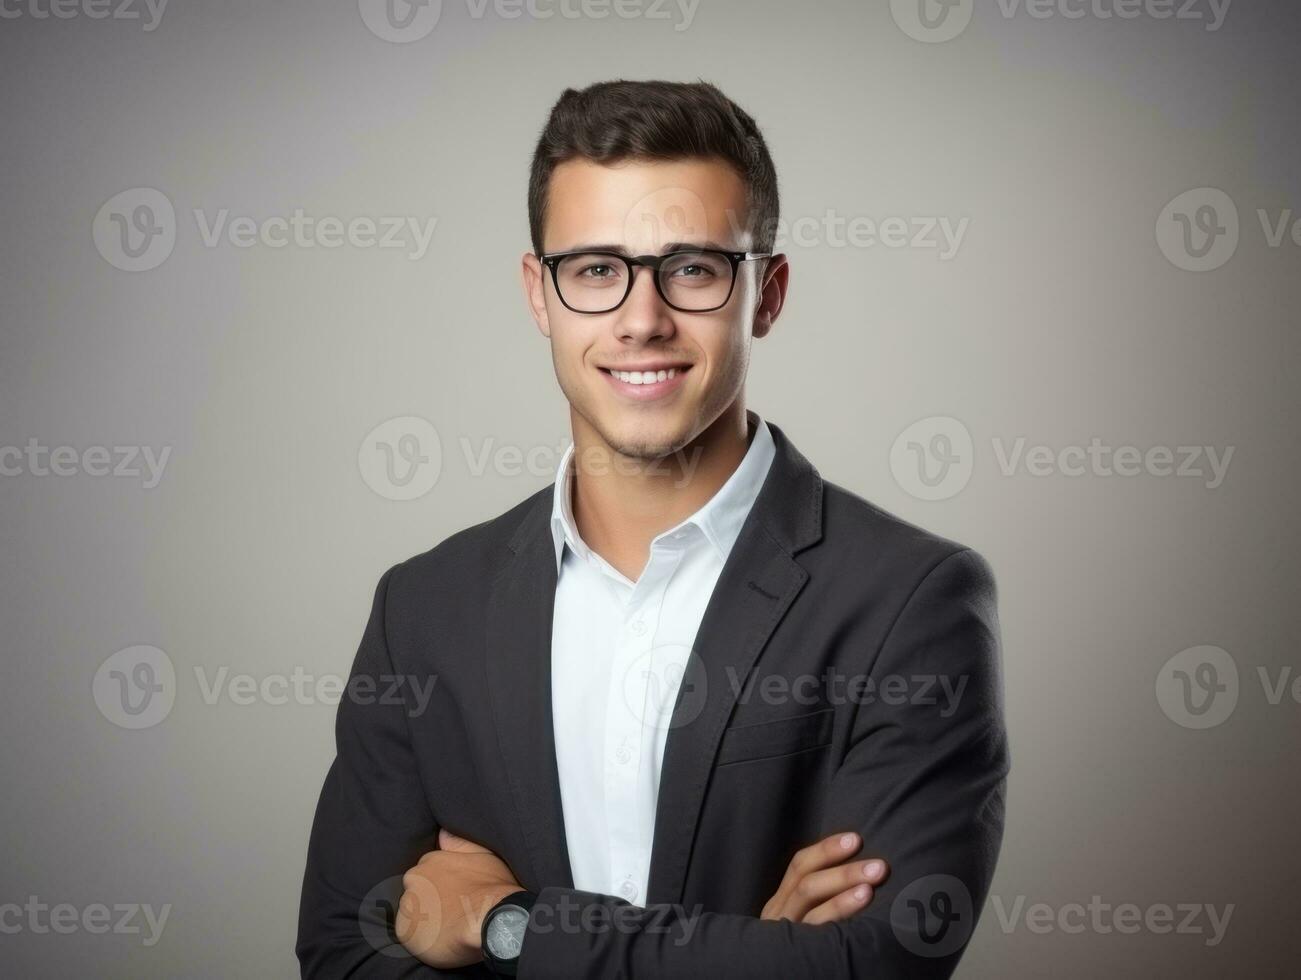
[297,416,1010,978]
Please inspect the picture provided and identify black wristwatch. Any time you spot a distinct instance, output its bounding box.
[481,889,536,976]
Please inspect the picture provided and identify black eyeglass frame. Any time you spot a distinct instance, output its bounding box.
[537,248,772,314]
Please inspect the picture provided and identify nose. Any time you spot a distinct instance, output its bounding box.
[614,264,676,344]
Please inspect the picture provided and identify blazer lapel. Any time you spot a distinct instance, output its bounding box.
[484,494,575,892]
[645,418,824,906]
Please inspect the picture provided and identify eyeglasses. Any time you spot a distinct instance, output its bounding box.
[538,248,771,314]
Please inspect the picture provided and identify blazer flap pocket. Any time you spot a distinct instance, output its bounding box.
[716,708,835,767]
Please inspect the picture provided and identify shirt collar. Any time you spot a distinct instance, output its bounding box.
[549,415,776,573]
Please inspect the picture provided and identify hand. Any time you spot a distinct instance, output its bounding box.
[396,828,523,969]
[760,832,889,925]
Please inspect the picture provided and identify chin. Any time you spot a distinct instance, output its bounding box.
[598,414,693,462]
[604,433,685,462]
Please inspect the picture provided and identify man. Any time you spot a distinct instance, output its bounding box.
[297,79,1009,979]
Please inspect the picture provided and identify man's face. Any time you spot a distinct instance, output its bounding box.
[523,157,783,461]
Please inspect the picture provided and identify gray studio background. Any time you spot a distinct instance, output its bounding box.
[1,1,1297,976]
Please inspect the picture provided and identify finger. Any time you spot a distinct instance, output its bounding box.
[803,884,873,926]
[438,828,490,853]
[784,860,884,920]
[395,886,440,956]
[778,832,860,893]
[764,833,864,920]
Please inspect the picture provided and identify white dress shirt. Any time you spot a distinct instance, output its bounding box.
[548,416,776,906]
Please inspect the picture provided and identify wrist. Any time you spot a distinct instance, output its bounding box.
[470,884,524,954]
[479,888,538,976]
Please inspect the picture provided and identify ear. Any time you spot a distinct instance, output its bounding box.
[521,252,552,339]
[751,253,789,340]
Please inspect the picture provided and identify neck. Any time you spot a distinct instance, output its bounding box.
[568,400,752,581]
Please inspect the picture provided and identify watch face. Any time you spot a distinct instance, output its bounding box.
[486,905,528,960]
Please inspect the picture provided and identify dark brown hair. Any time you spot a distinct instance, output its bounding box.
[527,79,780,255]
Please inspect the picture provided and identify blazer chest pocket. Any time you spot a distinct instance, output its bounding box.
[716,708,835,767]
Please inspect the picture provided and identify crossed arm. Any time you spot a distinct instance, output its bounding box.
[296,549,1009,979]
[397,827,890,970]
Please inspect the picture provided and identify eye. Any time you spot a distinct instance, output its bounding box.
[663,252,727,282]
[578,263,618,279]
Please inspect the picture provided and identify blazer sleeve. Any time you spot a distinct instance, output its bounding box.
[295,565,485,978]
[516,548,1011,980]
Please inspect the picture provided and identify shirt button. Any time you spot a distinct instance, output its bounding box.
[619,880,638,900]
[614,736,633,764]
[629,620,647,635]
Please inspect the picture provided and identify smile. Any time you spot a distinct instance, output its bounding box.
[598,364,692,400]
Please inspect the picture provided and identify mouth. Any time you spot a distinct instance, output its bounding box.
[597,363,693,401]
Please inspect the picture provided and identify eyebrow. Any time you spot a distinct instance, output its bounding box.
[553,241,740,255]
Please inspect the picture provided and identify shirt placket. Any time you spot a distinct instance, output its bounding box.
[601,544,684,906]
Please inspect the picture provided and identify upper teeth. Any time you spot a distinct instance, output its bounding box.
[611,368,678,384]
